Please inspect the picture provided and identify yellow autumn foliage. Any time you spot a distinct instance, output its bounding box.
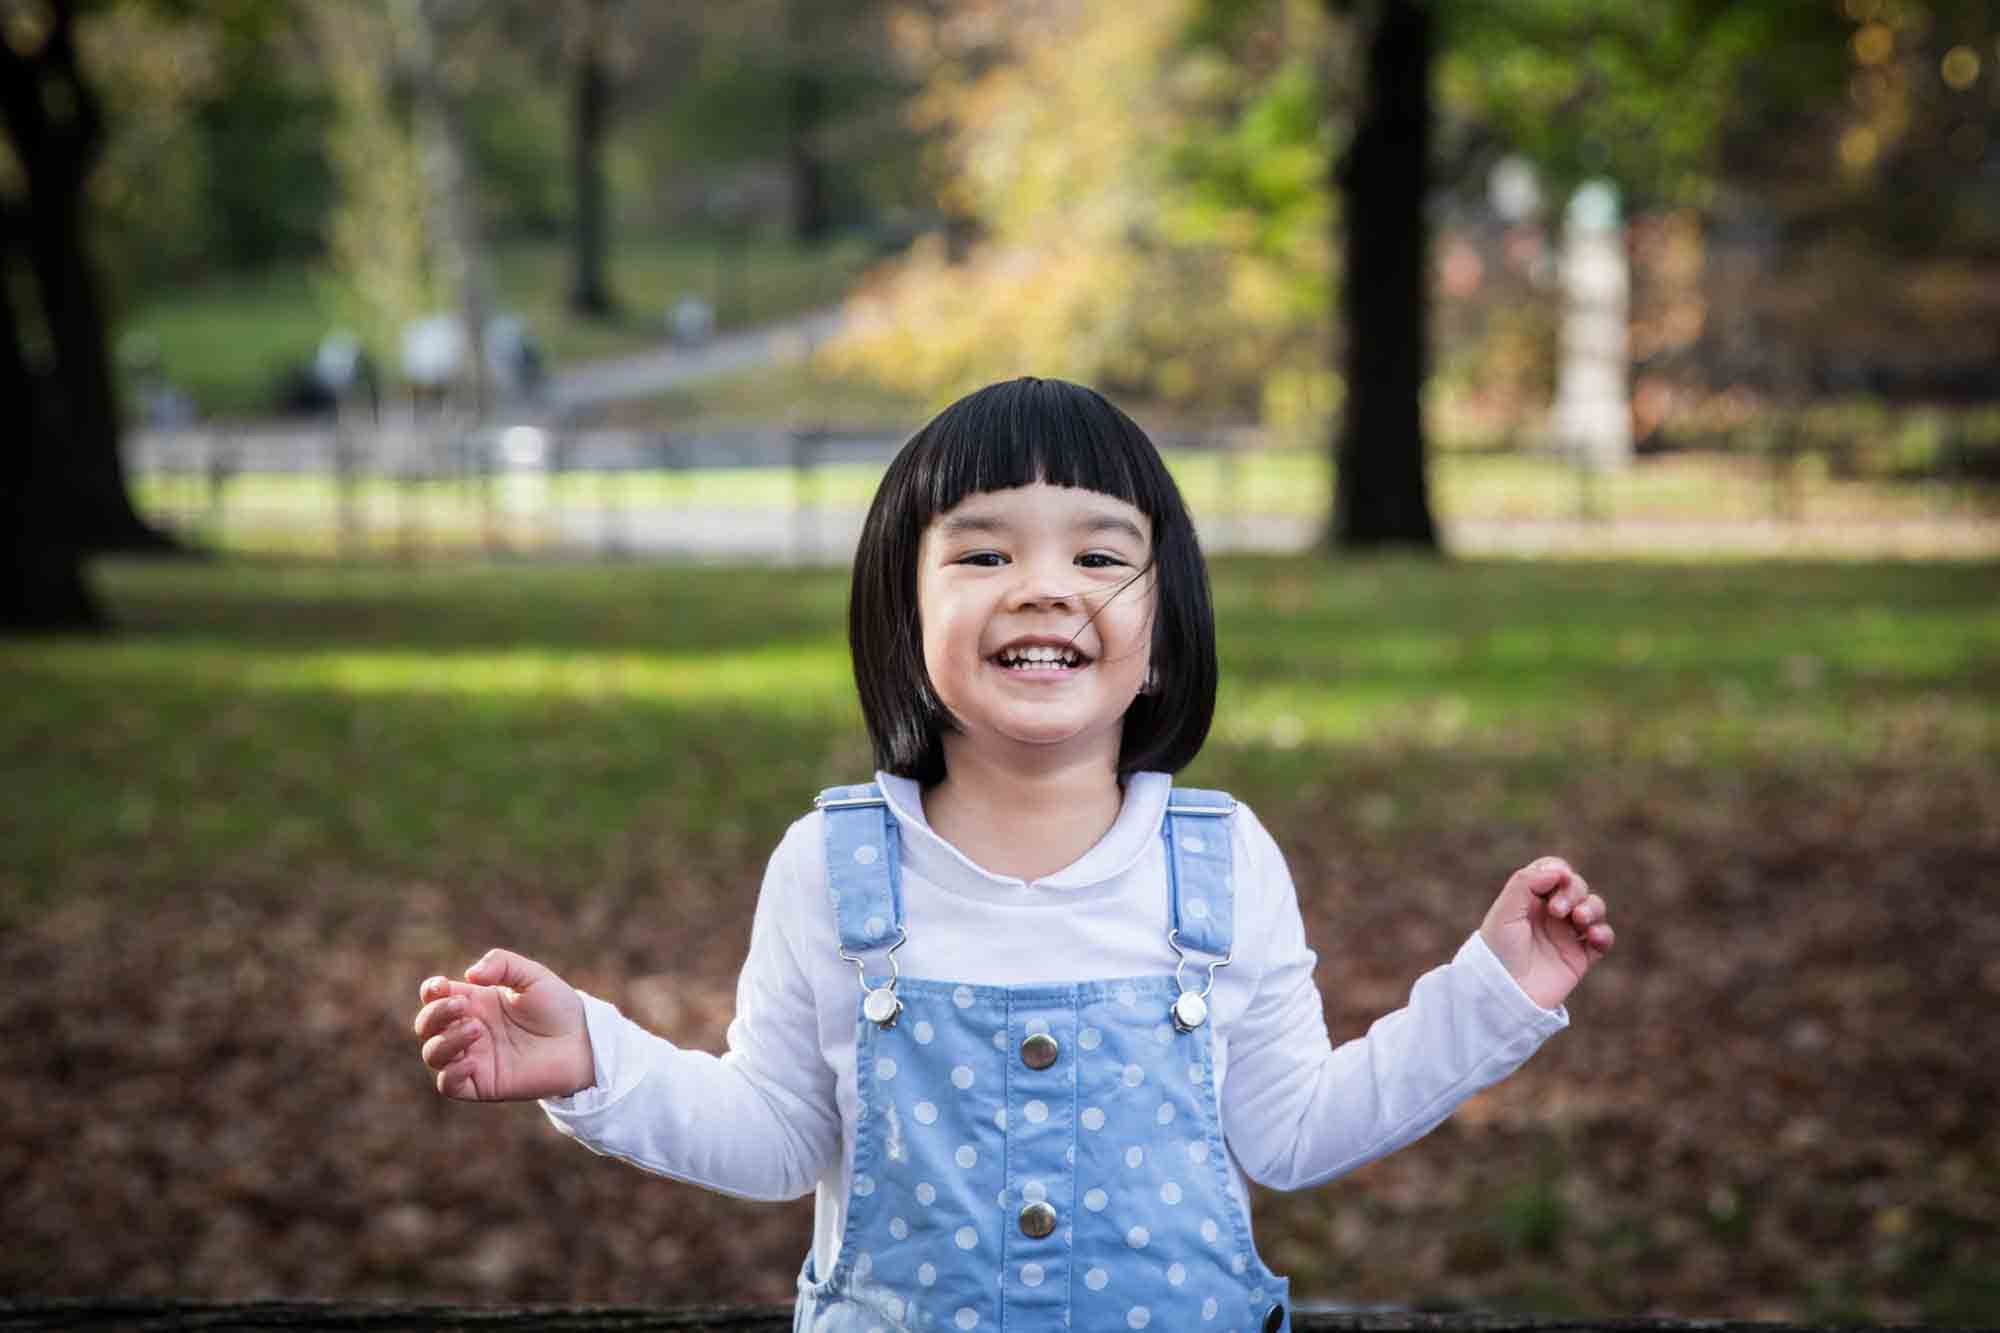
[821,0,1332,425]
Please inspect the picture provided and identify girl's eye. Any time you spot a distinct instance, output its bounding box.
[957,552,1007,567]
[1077,552,1127,569]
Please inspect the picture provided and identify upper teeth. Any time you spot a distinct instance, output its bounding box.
[999,646,1080,666]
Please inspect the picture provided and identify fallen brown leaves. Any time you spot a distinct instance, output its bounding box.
[3,759,1996,1321]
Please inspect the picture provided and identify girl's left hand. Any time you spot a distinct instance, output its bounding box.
[1478,857,1614,1011]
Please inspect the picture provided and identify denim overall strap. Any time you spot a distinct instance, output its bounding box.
[814,783,904,957]
[1163,787,1236,958]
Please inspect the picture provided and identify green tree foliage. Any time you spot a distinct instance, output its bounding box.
[73,1,333,295]
[313,3,443,374]
[823,0,1334,428]
[832,0,1995,434]
[1438,1,1845,212]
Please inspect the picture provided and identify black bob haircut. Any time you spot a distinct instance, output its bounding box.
[849,376,1218,786]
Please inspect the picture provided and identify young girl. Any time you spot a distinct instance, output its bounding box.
[413,377,1614,1333]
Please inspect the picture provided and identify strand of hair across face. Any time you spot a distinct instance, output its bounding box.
[1057,559,1156,665]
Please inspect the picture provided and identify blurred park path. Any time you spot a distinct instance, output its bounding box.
[549,307,847,411]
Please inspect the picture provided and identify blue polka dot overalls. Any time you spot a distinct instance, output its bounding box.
[794,783,1292,1333]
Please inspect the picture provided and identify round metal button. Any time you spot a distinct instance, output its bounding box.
[1262,1303,1285,1333]
[1018,1201,1058,1239]
[1020,1033,1060,1070]
[862,987,901,1028]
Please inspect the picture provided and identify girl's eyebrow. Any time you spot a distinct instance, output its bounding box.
[1077,513,1147,543]
[936,514,1008,536]
[935,509,1148,542]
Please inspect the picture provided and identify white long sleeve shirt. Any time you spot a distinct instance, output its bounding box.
[542,772,1568,1280]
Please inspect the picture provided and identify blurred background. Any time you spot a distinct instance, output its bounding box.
[2,0,1996,1322]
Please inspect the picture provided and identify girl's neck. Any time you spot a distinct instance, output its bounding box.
[923,743,1125,883]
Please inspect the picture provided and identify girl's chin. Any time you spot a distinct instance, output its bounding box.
[989,719,1126,754]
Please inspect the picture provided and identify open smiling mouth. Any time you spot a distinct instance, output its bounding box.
[991,643,1091,672]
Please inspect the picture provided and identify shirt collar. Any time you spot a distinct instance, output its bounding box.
[875,770,1171,893]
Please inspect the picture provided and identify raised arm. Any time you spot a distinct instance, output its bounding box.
[1218,816,1576,1193]
[534,830,843,1202]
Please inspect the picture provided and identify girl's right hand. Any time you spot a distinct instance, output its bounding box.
[412,948,596,1102]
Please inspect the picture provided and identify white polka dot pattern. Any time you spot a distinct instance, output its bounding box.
[803,955,1280,1330]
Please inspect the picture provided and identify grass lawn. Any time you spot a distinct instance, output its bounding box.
[120,233,882,418]
[3,556,1997,1318]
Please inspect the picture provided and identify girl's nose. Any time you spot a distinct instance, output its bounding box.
[1012,585,1074,611]
[1010,565,1076,611]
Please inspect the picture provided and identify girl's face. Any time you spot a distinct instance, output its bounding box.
[916,482,1157,774]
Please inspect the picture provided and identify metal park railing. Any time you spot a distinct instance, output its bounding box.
[123,414,2000,564]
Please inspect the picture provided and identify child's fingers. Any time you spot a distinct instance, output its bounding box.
[413,992,472,1041]
[1582,921,1615,959]
[1567,893,1607,929]
[464,948,551,994]
[1544,872,1592,919]
[436,1055,481,1100]
[421,1017,483,1073]
[418,974,483,1006]
[1504,857,1573,903]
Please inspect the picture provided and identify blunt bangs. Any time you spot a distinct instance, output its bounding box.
[850,377,1218,785]
[912,379,1169,533]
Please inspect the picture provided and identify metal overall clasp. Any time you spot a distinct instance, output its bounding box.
[840,927,909,1030]
[1167,928,1232,1032]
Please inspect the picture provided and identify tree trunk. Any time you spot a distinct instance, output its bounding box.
[0,0,179,570]
[569,0,617,317]
[1331,0,1439,551]
[1,204,102,632]
[27,186,174,553]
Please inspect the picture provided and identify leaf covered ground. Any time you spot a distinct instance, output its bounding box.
[2,557,1996,1322]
